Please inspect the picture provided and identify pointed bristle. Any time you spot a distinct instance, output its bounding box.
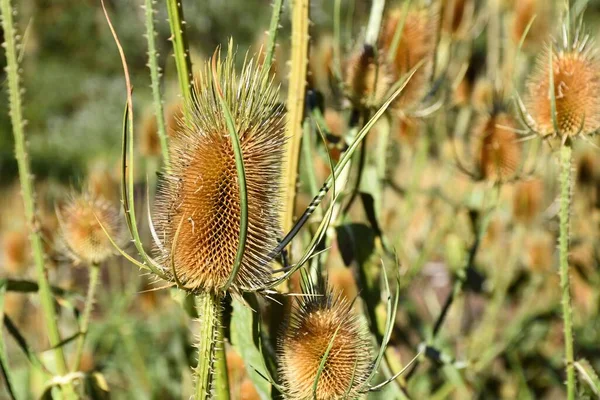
[380,7,437,109]
[154,45,286,294]
[279,288,372,399]
[58,193,124,265]
[513,178,543,225]
[475,112,521,181]
[525,36,600,138]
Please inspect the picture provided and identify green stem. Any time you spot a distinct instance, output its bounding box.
[0,1,74,396]
[72,264,100,373]
[166,0,193,113]
[263,0,284,71]
[364,0,385,47]
[559,143,576,400]
[144,0,170,169]
[213,315,229,399]
[194,293,224,400]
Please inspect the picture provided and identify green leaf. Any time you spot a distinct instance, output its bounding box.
[575,359,600,396]
[230,297,271,400]
[0,281,17,400]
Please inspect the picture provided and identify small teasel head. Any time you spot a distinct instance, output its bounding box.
[473,103,522,182]
[57,192,124,265]
[153,43,286,294]
[344,44,394,109]
[379,5,438,110]
[523,23,600,141]
[279,278,372,399]
[513,178,544,225]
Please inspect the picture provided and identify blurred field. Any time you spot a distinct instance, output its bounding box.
[2,0,600,399]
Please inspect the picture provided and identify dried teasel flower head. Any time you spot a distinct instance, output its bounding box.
[57,193,125,265]
[513,178,544,225]
[380,6,438,110]
[344,44,393,109]
[279,279,372,399]
[523,25,600,141]
[474,109,522,181]
[442,0,474,38]
[511,0,552,51]
[154,44,286,294]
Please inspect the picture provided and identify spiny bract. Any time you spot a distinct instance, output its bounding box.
[279,285,372,399]
[154,46,286,294]
[524,27,600,139]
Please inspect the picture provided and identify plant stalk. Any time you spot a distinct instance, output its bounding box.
[0,1,74,396]
[72,264,101,372]
[144,0,170,169]
[263,0,284,71]
[166,0,193,113]
[281,0,310,244]
[194,292,225,400]
[559,143,576,400]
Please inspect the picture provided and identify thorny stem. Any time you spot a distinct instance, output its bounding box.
[281,0,310,251]
[263,0,284,72]
[213,313,229,399]
[0,1,75,396]
[144,0,170,169]
[166,0,193,115]
[559,143,576,400]
[194,293,225,400]
[72,264,101,373]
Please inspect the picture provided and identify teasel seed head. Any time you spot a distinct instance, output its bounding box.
[442,0,473,38]
[511,0,551,51]
[380,6,438,110]
[523,26,600,140]
[154,45,286,294]
[279,283,372,399]
[474,111,522,181]
[512,178,543,225]
[344,44,393,109]
[57,193,125,265]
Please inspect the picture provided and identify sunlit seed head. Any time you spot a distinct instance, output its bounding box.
[57,193,124,265]
[380,6,437,109]
[524,31,600,139]
[345,45,393,109]
[513,178,543,225]
[279,287,372,399]
[474,111,521,181]
[154,45,286,294]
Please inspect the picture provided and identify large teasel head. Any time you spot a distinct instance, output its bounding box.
[522,24,600,142]
[57,192,125,265]
[279,277,373,399]
[153,44,286,295]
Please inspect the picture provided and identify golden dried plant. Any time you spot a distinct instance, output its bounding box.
[279,283,372,399]
[380,6,438,110]
[474,111,522,181]
[153,49,286,294]
[513,178,544,225]
[523,29,600,140]
[57,193,124,265]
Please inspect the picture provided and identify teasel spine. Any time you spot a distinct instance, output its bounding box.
[143,0,170,169]
[0,0,74,396]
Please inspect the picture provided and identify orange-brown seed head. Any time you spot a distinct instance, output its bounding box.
[154,47,286,294]
[524,35,600,139]
[475,112,521,181]
[279,287,372,399]
[513,178,543,225]
[345,46,393,109]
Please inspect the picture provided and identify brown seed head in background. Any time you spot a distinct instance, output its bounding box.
[475,112,521,181]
